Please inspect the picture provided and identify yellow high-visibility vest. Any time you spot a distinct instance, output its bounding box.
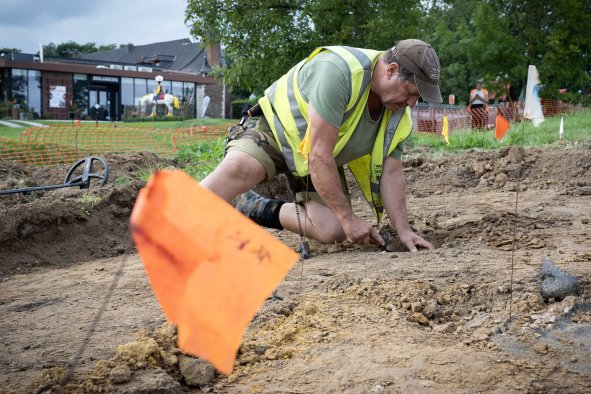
[259,46,413,222]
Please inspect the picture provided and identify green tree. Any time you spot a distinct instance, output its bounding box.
[423,0,477,104]
[0,47,21,53]
[185,0,591,101]
[185,0,424,96]
[460,2,523,101]
[494,0,591,98]
[43,41,117,58]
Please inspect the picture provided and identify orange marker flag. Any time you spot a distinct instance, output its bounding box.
[130,170,298,375]
[495,114,510,141]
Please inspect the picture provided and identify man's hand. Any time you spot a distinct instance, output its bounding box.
[398,229,433,253]
[342,214,384,246]
[381,157,434,253]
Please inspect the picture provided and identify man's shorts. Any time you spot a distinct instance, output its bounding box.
[225,116,350,204]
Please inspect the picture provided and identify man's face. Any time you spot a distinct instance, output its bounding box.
[379,63,421,111]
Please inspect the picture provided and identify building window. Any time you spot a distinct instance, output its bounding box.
[121,77,134,106]
[147,79,158,97]
[10,69,42,117]
[134,78,147,104]
[172,81,183,98]
[27,70,42,118]
[73,74,89,117]
[162,80,172,95]
[11,69,27,105]
[183,82,195,116]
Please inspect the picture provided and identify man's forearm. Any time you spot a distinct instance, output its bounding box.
[309,151,352,222]
[386,176,412,235]
[381,159,412,235]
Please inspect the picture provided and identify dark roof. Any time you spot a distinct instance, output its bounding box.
[80,38,223,75]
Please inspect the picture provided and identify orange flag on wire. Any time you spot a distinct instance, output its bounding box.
[130,170,298,375]
[495,114,510,141]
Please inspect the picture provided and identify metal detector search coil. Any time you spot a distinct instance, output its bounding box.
[0,156,109,196]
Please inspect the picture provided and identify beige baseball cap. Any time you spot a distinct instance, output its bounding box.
[391,39,442,103]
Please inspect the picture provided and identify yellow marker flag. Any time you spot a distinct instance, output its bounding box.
[441,115,449,144]
[130,170,298,375]
[298,121,313,157]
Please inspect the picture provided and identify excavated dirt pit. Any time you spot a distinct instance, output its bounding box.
[1,143,590,393]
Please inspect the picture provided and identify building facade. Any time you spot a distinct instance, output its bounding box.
[0,39,231,120]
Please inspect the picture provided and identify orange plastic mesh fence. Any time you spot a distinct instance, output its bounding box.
[0,99,587,166]
[412,100,587,133]
[0,124,230,166]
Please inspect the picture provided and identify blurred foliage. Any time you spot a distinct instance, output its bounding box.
[187,0,591,102]
[42,41,117,58]
[176,137,226,181]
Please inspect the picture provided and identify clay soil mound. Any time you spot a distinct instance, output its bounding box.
[1,144,590,393]
[0,152,174,276]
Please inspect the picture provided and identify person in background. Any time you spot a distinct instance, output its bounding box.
[468,78,489,129]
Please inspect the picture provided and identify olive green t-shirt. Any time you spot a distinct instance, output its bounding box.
[297,50,405,166]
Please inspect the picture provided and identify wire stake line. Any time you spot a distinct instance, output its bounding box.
[508,119,526,326]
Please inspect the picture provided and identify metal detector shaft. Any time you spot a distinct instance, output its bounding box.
[0,156,109,197]
[0,182,85,196]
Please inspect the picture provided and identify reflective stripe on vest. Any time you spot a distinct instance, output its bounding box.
[259,46,379,175]
[259,46,413,222]
[348,106,412,222]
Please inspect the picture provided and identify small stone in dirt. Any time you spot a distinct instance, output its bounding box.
[539,257,579,301]
[409,312,430,326]
[433,322,456,333]
[116,367,180,393]
[497,285,509,294]
[533,342,548,354]
[179,355,215,386]
[506,146,525,163]
[304,302,319,315]
[422,300,439,318]
[109,364,131,384]
[473,162,487,177]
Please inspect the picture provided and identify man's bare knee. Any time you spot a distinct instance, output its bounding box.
[201,151,266,201]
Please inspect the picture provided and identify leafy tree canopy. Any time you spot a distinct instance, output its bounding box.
[0,47,21,54]
[186,0,591,103]
[186,0,425,96]
[42,41,117,58]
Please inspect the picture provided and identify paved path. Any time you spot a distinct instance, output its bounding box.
[0,120,23,128]
[14,120,47,127]
[0,120,48,128]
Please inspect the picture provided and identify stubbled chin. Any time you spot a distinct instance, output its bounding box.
[386,103,406,111]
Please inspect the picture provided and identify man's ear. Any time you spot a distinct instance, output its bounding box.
[387,63,400,79]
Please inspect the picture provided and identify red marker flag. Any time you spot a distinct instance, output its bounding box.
[130,170,298,375]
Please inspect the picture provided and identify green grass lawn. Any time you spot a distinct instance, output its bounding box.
[0,118,237,141]
[1,110,589,181]
[407,109,591,152]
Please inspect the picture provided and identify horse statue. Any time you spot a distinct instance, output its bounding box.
[139,93,180,117]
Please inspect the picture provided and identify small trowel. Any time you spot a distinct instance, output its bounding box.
[379,230,391,252]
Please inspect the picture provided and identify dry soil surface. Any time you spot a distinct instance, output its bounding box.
[1,144,590,393]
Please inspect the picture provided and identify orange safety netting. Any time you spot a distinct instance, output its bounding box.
[412,99,587,133]
[0,99,587,166]
[0,123,230,166]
